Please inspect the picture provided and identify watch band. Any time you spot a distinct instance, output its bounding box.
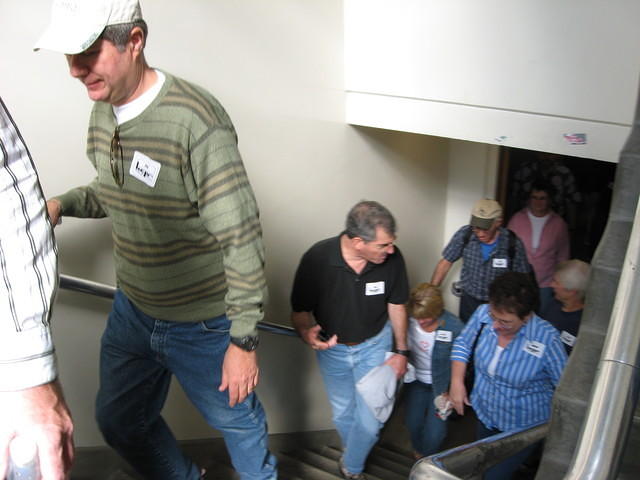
[392,348,411,357]
[230,335,259,352]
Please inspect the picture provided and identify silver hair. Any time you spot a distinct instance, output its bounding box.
[101,20,148,52]
[555,259,591,298]
[345,200,396,242]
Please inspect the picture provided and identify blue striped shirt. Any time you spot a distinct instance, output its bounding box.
[451,304,567,431]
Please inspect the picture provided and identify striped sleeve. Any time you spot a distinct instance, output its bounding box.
[189,99,266,338]
[0,98,58,391]
[55,177,107,219]
[544,325,568,386]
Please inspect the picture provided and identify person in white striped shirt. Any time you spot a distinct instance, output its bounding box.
[449,271,567,479]
[0,97,74,480]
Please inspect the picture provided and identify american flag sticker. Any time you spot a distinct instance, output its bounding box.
[563,133,587,145]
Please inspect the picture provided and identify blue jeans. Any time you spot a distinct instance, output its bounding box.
[316,323,393,474]
[96,290,277,480]
[477,422,538,480]
[403,381,448,456]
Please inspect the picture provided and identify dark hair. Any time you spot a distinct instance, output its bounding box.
[489,272,539,319]
[345,200,396,242]
[101,20,148,52]
[530,177,555,198]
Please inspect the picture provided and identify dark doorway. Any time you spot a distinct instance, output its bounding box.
[497,147,616,263]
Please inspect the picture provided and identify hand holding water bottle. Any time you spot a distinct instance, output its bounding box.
[7,436,40,480]
[0,380,74,480]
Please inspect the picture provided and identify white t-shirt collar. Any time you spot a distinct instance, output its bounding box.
[112,69,166,125]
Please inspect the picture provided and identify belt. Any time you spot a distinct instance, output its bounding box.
[340,341,361,346]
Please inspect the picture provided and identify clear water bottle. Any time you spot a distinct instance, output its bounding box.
[7,436,40,480]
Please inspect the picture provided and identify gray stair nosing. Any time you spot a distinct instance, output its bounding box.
[278,452,342,480]
[316,443,413,473]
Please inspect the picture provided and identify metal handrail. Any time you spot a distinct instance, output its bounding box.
[58,274,299,337]
[562,197,640,480]
[59,274,116,299]
[410,422,548,480]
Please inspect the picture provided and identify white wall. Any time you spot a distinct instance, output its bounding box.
[345,0,640,162]
[1,1,452,446]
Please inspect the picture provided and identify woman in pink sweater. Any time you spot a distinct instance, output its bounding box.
[508,179,570,312]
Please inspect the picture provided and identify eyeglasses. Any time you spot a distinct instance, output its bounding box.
[488,308,522,328]
[110,127,124,188]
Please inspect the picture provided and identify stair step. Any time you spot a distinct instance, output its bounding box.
[202,462,239,479]
[278,452,342,480]
[321,444,412,475]
[310,445,407,480]
[376,440,416,461]
[106,471,138,480]
[369,445,416,470]
[366,453,412,477]
[284,448,391,480]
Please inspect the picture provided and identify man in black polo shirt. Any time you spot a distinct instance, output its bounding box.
[290,200,409,480]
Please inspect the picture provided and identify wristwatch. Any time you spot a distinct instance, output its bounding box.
[230,335,260,352]
[392,348,411,357]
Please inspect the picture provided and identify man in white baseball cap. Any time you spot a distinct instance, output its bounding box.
[35,0,143,54]
[35,1,277,479]
[431,198,531,321]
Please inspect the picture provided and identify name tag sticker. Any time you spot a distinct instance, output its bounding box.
[493,258,508,268]
[523,340,545,358]
[130,151,161,187]
[560,330,576,347]
[365,281,385,296]
[436,330,452,342]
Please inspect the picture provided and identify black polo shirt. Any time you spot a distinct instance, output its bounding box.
[291,234,409,344]
[541,299,582,355]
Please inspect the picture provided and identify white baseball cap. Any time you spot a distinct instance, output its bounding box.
[34,0,143,54]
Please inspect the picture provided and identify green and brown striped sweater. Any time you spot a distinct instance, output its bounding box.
[56,72,266,338]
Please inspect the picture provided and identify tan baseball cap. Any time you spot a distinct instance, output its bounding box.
[34,0,143,54]
[470,198,502,229]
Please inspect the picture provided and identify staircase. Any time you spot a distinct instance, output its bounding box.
[277,440,414,480]
[74,431,416,480]
[72,401,481,480]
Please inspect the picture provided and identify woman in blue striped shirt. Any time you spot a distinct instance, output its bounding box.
[449,272,567,479]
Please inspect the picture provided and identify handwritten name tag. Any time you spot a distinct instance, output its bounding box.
[130,151,161,187]
[493,258,508,268]
[523,340,545,358]
[436,330,452,342]
[365,281,385,296]
[560,331,576,347]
